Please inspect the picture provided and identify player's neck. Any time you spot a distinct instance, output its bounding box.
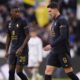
[55,12,60,19]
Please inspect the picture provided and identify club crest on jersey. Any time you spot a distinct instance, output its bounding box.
[63,57,67,63]
[16,24,19,28]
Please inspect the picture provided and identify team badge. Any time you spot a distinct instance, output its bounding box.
[63,57,67,63]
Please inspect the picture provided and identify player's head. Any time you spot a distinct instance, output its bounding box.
[47,2,60,18]
[29,27,38,37]
[10,6,20,18]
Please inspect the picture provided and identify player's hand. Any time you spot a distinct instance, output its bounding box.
[43,44,52,51]
[16,47,23,56]
[5,53,9,59]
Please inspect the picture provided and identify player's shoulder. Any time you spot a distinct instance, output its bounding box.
[59,15,67,21]
[19,17,26,23]
[19,17,28,27]
[7,19,11,24]
[58,15,68,24]
[6,20,12,28]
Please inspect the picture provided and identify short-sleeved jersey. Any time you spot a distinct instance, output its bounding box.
[49,15,70,55]
[7,17,29,54]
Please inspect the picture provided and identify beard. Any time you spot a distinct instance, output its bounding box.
[49,14,55,21]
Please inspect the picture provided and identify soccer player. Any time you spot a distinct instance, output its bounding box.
[5,6,29,80]
[44,2,79,80]
[28,27,43,80]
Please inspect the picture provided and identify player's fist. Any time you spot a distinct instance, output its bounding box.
[16,47,23,56]
[43,44,52,51]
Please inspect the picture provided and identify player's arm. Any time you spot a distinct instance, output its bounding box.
[16,26,29,55]
[5,33,11,58]
[51,19,68,47]
[20,27,30,50]
[16,20,29,55]
[5,21,11,58]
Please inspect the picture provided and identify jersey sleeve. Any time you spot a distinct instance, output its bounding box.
[51,18,68,47]
[6,21,11,35]
[22,19,29,34]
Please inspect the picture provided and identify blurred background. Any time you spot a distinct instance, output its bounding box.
[0,0,80,80]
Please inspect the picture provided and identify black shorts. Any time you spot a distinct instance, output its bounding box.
[8,54,28,65]
[47,51,72,68]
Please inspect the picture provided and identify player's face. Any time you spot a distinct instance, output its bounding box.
[10,8,20,18]
[48,8,57,18]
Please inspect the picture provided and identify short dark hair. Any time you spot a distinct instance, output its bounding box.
[47,2,59,9]
[10,6,21,12]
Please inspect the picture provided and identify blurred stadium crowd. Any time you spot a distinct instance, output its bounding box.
[0,0,80,80]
